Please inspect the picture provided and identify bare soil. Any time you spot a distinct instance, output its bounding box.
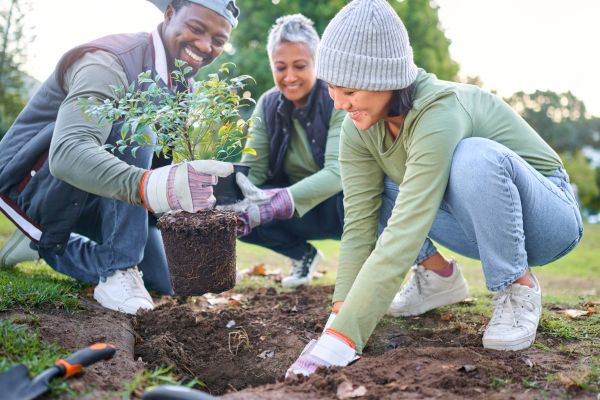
[3,285,597,399]
[135,286,599,399]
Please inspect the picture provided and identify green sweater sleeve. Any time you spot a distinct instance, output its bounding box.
[242,98,344,217]
[241,96,270,186]
[288,108,344,216]
[49,51,147,205]
[333,115,384,303]
[331,98,471,352]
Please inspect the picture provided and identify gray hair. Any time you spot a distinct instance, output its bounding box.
[267,14,319,59]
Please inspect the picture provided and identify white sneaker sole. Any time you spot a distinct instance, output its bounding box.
[388,279,469,317]
[93,288,153,315]
[482,332,536,351]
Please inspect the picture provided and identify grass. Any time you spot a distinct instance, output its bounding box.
[121,365,206,399]
[0,320,78,397]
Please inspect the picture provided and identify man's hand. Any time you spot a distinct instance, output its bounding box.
[234,173,294,236]
[140,160,233,214]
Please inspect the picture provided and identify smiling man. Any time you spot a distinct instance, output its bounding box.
[0,0,239,314]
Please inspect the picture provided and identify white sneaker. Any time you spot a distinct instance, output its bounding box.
[0,230,39,268]
[281,246,322,288]
[93,266,154,314]
[483,274,542,351]
[387,259,469,317]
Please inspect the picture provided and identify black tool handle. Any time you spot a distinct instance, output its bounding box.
[55,343,116,378]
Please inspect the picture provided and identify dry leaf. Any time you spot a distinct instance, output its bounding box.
[228,299,242,307]
[250,263,267,276]
[336,381,367,399]
[458,364,477,373]
[461,297,477,304]
[560,309,590,319]
[440,313,453,321]
[523,358,534,368]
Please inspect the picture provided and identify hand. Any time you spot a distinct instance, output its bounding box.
[140,160,233,214]
[235,173,294,236]
[286,332,358,378]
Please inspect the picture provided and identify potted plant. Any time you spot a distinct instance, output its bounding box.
[82,62,256,296]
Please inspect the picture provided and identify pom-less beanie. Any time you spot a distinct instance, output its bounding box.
[316,0,418,90]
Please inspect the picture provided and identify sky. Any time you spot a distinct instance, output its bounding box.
[21,0,600,117]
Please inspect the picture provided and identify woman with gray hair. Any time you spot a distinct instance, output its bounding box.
[235,14,346,288]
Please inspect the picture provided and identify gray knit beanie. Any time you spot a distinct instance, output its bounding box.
[317,0,417,90]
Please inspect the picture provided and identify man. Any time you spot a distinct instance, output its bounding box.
[0,0,239,314]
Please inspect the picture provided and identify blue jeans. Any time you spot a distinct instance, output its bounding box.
[380,138,583,291]
[240,192,345,260]
[39,128,173,294]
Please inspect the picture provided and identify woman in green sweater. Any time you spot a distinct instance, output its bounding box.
[287,0,583,376]
[234,15,346,288]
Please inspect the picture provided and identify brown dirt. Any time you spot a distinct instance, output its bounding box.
[158,210,237,296]
[134,285,599,399]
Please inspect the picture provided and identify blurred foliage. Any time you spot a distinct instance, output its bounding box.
[505,90,600,154]
[0,0,32,138]
[198,0,459,104]
[560,151,599,208]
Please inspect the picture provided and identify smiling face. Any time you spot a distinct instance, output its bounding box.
[162,3,232,76]
[327,84,394,130]
[270,41,317,108]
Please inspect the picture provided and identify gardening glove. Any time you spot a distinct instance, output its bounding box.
[140,160,233,214]
[285,332,359,378]
[235,173,294,236]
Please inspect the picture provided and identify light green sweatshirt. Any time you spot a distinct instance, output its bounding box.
[330,69,562,352]
[241,94,346,216]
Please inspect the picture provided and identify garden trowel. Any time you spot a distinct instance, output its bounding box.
[0,343,116,400]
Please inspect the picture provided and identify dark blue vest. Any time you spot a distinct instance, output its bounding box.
[261,79,334,185]
[0,32,156,253]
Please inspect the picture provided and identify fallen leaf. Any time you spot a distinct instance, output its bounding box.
[440,313,453,321]
[560,309,591,319]
[399,384,409,391]
[257,350,274,359]
[523,358,534,368]
[336,381,367,399]
[458,364,477,373]
[291,305,298,312]
[250,263,267,276]
[461,297,477,304]
[583,300,600,307]
[228,299,242,307]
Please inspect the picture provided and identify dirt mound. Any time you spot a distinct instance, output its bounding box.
[135,285,597,399]
[134,286,332,393]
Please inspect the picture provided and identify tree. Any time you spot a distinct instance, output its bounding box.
[505,90,600,154]
[199,0,459,103]
[561,151,599,209]
[0,0,32,137]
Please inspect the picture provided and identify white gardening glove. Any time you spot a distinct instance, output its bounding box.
[140,160,233,214]
[285,331,358,378]
[234,173,294,236]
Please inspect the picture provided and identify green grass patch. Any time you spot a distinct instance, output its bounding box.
[539,310,600,341]
[0,263,83,312]
[0,320,77,397]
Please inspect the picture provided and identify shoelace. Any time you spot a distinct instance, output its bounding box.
[119,269,147,298]
[489,287,535,328]
[400,265,424,295]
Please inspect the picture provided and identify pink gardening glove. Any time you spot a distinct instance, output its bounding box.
[235,173,294,236]
[140,160,233,214]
